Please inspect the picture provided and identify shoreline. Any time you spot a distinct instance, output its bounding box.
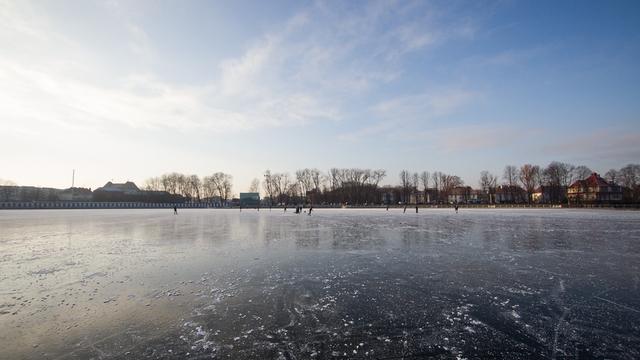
[1,202,638,210]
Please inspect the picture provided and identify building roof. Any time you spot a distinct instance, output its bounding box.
[569,173,621,190]
[95,181,140,192]
[450,186,477,195]
[59,187,93,195]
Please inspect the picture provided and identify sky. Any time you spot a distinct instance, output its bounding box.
[1,0,639,194]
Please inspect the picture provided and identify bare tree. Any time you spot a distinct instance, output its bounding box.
[419,171,430,203]
[345,168,371,205]
[502,165,520,202]
[541,161,575,203]
[249,178,260,193]
[310,169,324,190]
[263,170,276,205]
[271,172,293,205]
[368,169,387,203]
[411,172,419,204]
[202,175,217,201]
[142,176,162,191]
[161,173,174,194]
[431,171,442,202]
[296,169,313,202]
[441,174,463,202]
[308,168,325,204]
[209,172,233,204]
[289,182,302,203]
[176,173,188,197]
[188,175,202,203]
[619,164,640,203]
[327,168,344,203]
[574,165,592,180]
[519,164,540,204]
[563,163,578,189]
[605,169,619,184]
[541,163,561,203]
[478,171,497,204]
[399,170,411,204]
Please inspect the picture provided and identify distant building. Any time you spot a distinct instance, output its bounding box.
[59,187,93,202]
[567,172,622,204]
[1,186,59,202]
[381,191,398,204]
[93,181,141,202]
[475,189,490,204]
[448,186,478,204]
[408,191,430,204]
[531,186,553,203]
[423,188,439,203]
[239,193,260,207]
[101,181,140,192]
[495,185,527,203]
[203,195,223,204]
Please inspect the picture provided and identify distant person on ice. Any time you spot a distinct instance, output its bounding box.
[308,206,313,216]
[174,206,178,215]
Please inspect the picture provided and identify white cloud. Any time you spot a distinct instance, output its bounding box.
[0,0,498,141]
[220,35,282,97]
[128,24,151,56]
[0,0,46,39]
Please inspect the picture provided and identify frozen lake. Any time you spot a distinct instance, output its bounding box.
[1,208,639,359]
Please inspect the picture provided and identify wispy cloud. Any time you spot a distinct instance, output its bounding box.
[339,88,482,142]
[376,89,480,120]
[538,125,640,162]
[217,0,483,128]
[1,0,491,139]
[422,125,542,154]
[473,45,552,67]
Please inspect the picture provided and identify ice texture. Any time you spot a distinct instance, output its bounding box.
[1,208,639,359]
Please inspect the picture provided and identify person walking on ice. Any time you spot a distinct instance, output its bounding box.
[174,206,178,215]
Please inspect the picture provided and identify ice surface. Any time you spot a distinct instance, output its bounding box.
[1,208,639,359]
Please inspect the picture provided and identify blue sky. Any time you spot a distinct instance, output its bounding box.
[1,0,639,193]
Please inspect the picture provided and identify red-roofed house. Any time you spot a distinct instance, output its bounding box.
[567,172,622,204]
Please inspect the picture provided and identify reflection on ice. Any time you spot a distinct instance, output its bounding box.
[0,208,639,359]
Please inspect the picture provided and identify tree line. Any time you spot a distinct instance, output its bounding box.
[258,162,640,205]
[2,162,639,204]
[261,168,387,205]
[142,172,233,204]
[477,162,640,204]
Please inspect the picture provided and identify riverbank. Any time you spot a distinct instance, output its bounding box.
[0,202,230,210]
[2,202,638,210]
